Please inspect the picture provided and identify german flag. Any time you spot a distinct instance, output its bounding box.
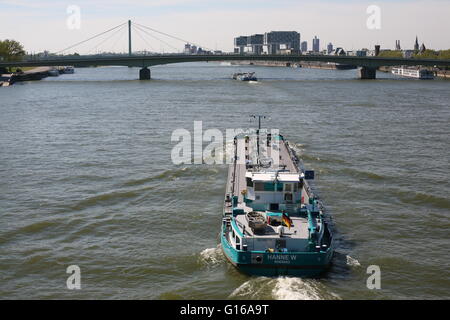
[282,212,293,229]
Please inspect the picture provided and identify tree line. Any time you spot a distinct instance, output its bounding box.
[378,49,450,60]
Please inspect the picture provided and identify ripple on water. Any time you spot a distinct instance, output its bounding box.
[396,190,450,210]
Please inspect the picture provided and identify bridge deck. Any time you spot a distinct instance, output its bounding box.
[1,54,449,69]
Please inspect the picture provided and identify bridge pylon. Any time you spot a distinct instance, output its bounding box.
[139,67,151,80]
[128,20,132,56]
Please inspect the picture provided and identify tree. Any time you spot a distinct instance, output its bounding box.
[413,49,438,59]
[378,50,403,58]
[0,39,26,62]
[438,49,450,60]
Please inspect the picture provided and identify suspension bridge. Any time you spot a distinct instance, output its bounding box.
[1,20,449,79]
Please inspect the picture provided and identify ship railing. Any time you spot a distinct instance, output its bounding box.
[234,219,247,237]
[306,208,316,244]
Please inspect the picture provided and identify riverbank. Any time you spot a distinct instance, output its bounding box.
[0,66,77,86]
[1,67,51,86]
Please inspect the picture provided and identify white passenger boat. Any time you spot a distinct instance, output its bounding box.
[63,66,75,74]
[392,66,434,79]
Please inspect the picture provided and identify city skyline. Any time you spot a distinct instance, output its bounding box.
[1,0,449,54]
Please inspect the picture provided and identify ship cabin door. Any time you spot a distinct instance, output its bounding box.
[283,183,293,204]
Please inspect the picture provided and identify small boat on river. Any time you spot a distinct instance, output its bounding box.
[232,72,257,81]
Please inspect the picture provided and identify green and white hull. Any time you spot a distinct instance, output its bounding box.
[221,231,333,277]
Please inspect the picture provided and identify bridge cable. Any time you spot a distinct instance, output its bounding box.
[132,24,179,52]
[133,21,214,52]
[110,26,128,53]
[86,24,127,55]
[131,25,157,52]
[54,21,128,54]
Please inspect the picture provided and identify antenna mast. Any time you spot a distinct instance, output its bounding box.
[250,115,266,162]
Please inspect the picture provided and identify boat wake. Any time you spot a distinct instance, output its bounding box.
[229,277,340,300]
[199,245,224,267]
[229,277,269,299]
[272,277,329,300]
[346,255,361,267]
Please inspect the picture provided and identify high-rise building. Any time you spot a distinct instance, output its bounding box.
[247,34,264,55]
[184,43,191,54]
[301,41,307,52]
[312,36,320,52]
[264,31,301,54]
[234,36,248,54]
[234,31,301,54]
[327,42,333,54]
[395,40,401,50]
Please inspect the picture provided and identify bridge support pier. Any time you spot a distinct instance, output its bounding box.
[139,67,151,80]
[358,67,377,79]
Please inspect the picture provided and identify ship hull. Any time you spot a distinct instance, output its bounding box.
[221,229,333,277]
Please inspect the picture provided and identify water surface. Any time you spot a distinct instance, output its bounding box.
[0,63,449,299]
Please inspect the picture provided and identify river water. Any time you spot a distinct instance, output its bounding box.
[0,63,449,299]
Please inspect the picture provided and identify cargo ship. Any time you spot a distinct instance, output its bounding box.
[221,123,334,277]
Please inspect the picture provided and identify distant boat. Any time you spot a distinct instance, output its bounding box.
[47,69,59,77]
[62,66,75,74]
[232,72,257,81]
[0,74,12,87]
[392,66,434,80]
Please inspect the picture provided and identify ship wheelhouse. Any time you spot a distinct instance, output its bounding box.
[244,171,305,213]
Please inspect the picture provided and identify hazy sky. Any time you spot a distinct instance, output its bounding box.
[1,0,449,54]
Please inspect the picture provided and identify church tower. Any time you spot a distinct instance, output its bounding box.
[414,36,419,51]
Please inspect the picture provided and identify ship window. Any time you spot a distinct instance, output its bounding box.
[254,182,264,191]
[299,179,304,189]
[294,183,298,192]
[236,236,240,244]
[270,203,279,211]
[264,182,274,191]
[276,183,283,192]
[232,230,235,239]
[285,184,292,192]
[246,177,253,187]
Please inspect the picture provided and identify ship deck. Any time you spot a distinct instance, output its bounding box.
[233,136,298,204]
[228,134,310,240]
[235,213,309,239]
